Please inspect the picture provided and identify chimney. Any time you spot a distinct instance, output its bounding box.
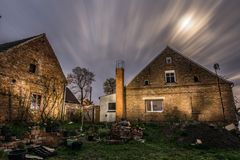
[116,60,125,121]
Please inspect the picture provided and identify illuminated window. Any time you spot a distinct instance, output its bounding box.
[166,57,172,64]
[31,94,41,110]
[108,103,116,112]
[145,99,164,112]
[165,70,176,83]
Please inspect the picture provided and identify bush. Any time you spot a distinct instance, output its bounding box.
[0,122,29,140]
[44,119,61,132]
[0,150,7,160]
[98,128,110,138]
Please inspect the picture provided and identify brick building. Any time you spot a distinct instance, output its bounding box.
[114,46,236,122]
[64,87,80,120]
[0,34,66,122]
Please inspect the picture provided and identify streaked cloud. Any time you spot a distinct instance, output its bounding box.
[0,0,240,103]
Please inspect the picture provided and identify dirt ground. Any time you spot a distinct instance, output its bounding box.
[163,122,240,149]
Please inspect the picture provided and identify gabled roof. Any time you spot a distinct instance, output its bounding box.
[166,46,233,84]
[65,87,80,104]
[0,34,44,52]
[127,46,233,86]
[0,33,67,83]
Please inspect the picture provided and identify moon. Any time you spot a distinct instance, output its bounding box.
[179,15,193,31]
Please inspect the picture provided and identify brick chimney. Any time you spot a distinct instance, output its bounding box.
[116,60,125,121]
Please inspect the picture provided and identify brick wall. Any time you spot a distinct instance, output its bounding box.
[0,34,66,122]
[125,47,236,122]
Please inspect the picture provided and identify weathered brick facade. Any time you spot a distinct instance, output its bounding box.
[0,34,66,122]
[125,47,236,122]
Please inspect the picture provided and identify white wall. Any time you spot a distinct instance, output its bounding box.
[99,93,116,122]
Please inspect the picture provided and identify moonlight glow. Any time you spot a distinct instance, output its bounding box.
[179,16,194,31]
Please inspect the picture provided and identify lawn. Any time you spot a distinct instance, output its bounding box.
[49,123,240,160]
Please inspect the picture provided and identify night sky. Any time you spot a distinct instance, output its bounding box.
[1,0,240,104]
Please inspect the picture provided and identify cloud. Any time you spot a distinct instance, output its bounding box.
[1,0,240,103]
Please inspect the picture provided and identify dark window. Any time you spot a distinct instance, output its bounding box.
[29,64,36,73]
[108,103,116,111]
[144,80,149,86]
[194,76,199,82]
[145,100,164,112]
[31,94,41,110]
[165,71,176,83]
[166,57,172,64]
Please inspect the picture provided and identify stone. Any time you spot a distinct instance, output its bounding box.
[25,154,43,160]
[196,139,202,144]
[225,123,236,131]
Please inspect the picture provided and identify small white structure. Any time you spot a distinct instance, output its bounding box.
[99,93,116,122]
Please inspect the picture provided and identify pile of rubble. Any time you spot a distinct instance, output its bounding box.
[0,126,62,150]
[110,120,144,143]
[0,125,61,159]
[164,122,240,149]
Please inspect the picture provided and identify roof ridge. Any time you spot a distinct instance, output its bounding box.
[0,33,45,52]
[126,46,167,86]
[126,46,232,87]
[166,45,233,84]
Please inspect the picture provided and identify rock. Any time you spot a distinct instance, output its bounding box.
[42,146,55,153]
[136,139,145,143]
[25,154,43,160]
[196,139,202,144]
[225,123,236,131]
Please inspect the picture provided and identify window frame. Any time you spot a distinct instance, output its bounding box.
[145,99,164,113]
[166,57,172,64]
[165,70,176,83]
[30,93,42,110]
[108,102,116,112]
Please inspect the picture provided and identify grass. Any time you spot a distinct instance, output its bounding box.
[49,123,240,160]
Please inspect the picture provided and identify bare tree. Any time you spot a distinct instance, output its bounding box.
[40,77,64,123]
[67,67,95,105]
[103,78,116,95]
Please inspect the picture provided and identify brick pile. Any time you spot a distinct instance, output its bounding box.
[110,121,143,141]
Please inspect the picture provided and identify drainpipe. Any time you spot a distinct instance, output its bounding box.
[214,63,225,122]
[61,83,67,121]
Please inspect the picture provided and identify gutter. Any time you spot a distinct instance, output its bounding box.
[61,83,67,121]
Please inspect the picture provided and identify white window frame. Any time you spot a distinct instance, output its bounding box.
[108,102,116,112]
[30,93,42,110]
[166,57,172,64]
[145,99,164,113]
[165,70,176,83]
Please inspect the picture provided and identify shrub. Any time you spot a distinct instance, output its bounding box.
[98,128,110,138]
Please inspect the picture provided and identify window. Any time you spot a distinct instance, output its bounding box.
[165,70,176,83]
[29,64,36,73]
[194,76,200,82]
[108,103,116,112]
[31,94,41,110]
[166,57,172,64]
[144,80,149,86]
[145,99,164,112]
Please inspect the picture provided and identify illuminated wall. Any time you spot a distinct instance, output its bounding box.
[0,34,66,122]
[125,47,235,122]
